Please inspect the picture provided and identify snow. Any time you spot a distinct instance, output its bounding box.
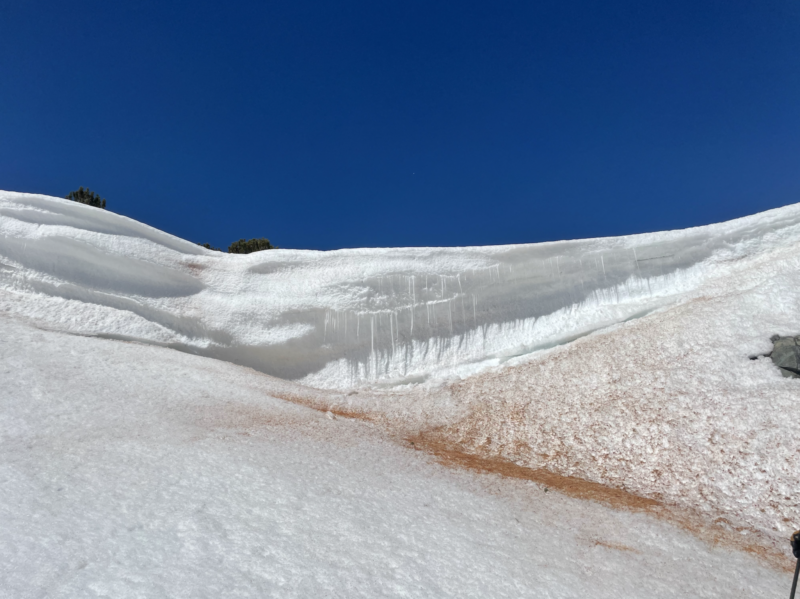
[1,190,799,595]
[5,190,800,391]
[0,315,790,597]
[431,227,800,548]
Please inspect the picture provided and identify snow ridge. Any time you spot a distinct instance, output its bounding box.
[3,190,800,390]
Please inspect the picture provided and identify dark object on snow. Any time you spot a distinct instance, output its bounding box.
[66,187,106,209]
[228,238,276,254]
[790,530,800,599]
[197,243,222,251]
[769,336,800,378]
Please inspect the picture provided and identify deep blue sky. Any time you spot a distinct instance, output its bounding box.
[2,1,799,250]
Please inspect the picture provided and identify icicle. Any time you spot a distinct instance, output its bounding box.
[632,247,642,276]
[390,311,395,355]
[448,301,453,336]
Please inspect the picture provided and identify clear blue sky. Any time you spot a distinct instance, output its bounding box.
[2,1,799,250]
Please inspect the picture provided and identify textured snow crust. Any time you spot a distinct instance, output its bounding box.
[437,238,800,547]
[0,316,791,598]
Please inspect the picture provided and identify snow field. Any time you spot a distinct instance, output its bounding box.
[2,190,800,592]
[0,316,791,598]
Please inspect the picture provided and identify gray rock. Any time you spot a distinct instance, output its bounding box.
[769,336,800,378]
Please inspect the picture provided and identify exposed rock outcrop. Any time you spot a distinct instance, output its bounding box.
[769,335,800,378]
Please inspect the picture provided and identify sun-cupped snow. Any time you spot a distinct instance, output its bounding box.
[2,190,800,556]
[437,239,800,548]
[0,314,790,598]
[3,190,800,390]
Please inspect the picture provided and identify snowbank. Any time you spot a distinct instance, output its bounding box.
[2,190,799,561]
[4,191,800,390]
[439,239,800,546]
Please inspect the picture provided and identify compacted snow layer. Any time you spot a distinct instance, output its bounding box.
[0,316,792,598]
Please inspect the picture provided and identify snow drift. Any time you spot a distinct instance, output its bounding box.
[1,190,799,554]
[3,190,800,390]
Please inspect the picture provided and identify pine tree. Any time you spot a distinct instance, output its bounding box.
[65,187,107,209]
[227,238,276,254]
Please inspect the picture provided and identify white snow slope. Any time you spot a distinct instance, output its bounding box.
[1,315,789,598]
[1,190,799,595]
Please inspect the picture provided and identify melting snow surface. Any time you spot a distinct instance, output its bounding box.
[3,190,800,391]
[0,316,790,598]
[1,190,799,596]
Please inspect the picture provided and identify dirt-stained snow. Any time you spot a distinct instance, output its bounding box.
[0,315,791,598]
[1,190,799,596]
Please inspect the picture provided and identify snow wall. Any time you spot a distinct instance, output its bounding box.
[3,190,800,390]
